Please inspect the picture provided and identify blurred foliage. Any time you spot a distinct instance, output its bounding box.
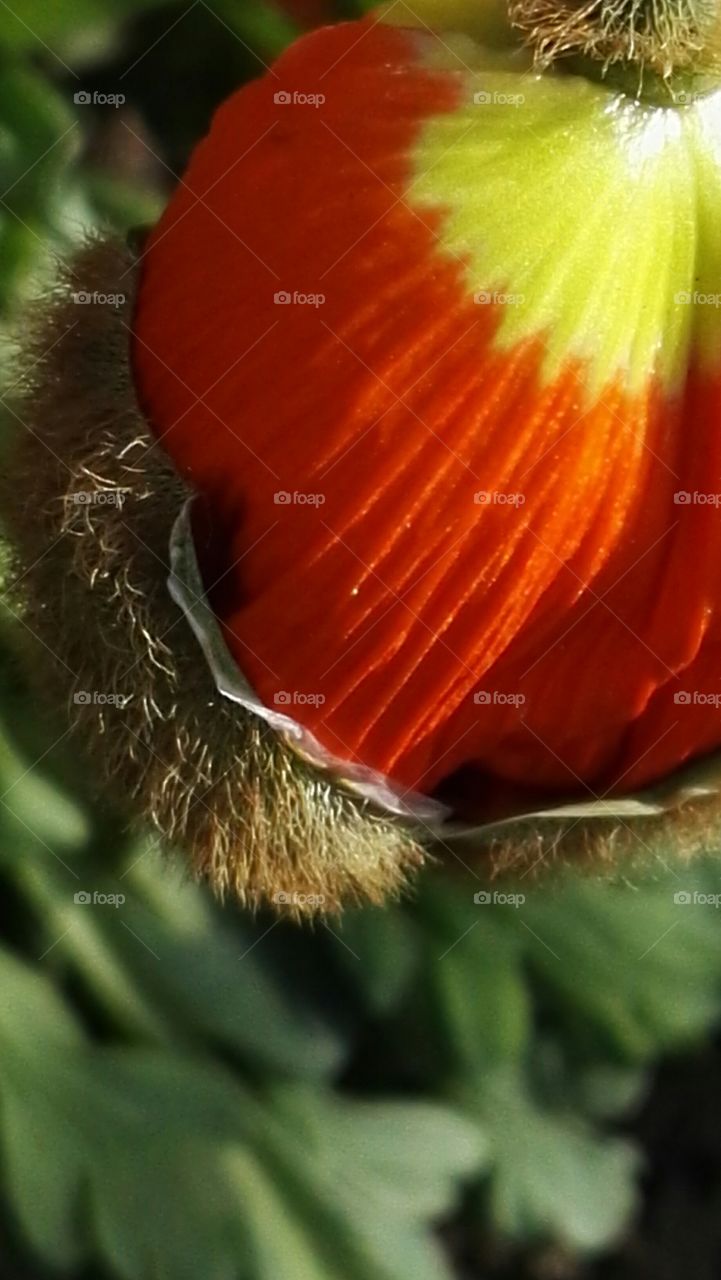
[0,1,721,1278]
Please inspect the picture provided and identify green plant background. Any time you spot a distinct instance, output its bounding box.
[0,1,720,1276]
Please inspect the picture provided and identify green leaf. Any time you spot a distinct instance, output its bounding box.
[0,946,482,1280]
[0,728,89,855]
[417,881,532,1074]
[0,65,79,310]
[251,1086,486,1280]
[12,840,348,1075]
[0,0,177,58]
[212,0,300,58]
[0,946,90,1269]
[96,853,351,1077]
[515,871,721,1060]
[466,1068,640,1252]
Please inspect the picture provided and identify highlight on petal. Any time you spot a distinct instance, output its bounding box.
[131,16,721,825]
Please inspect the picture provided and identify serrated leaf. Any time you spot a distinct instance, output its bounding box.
[468,1069,640,1252]
[253,1086,486,1280]
[0,946,482,1280]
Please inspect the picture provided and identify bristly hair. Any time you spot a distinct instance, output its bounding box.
[0,237,425,918]
[508,0,721,80]
[2,236,721,915]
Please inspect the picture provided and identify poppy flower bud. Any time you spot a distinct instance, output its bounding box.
[5,0,721,912]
